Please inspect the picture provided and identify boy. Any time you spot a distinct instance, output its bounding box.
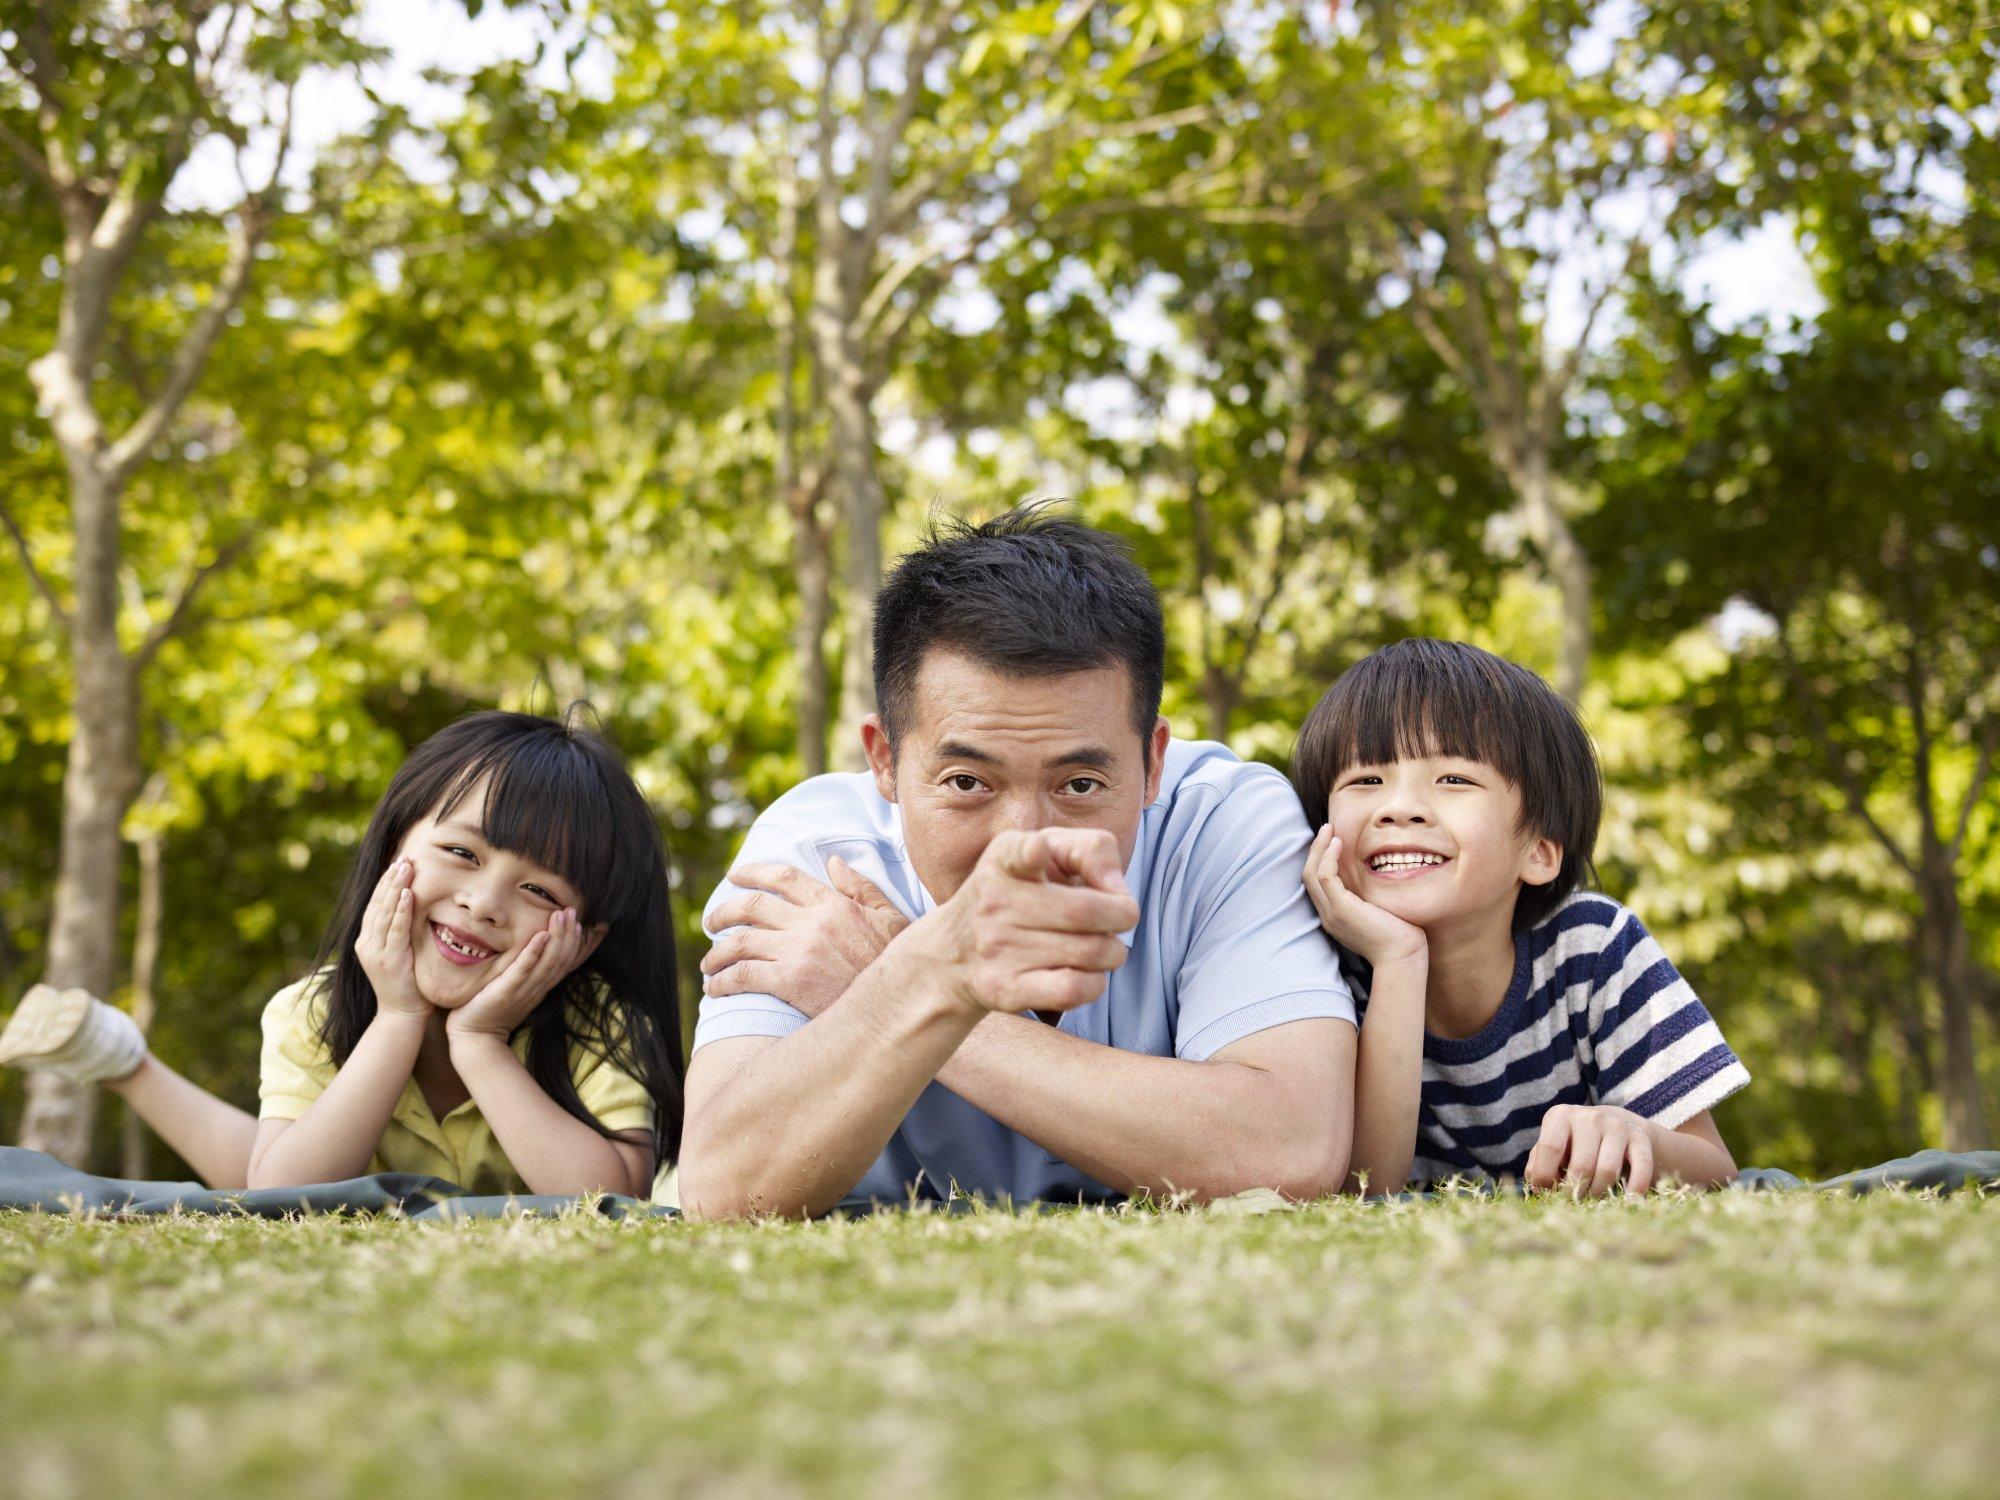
[1294,638,1748,1195]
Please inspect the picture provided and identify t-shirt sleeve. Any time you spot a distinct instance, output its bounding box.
[689,812,819,1054]
[1587,905,1751,1128]
[257,977,336,1122]
[1170,766,1359,1061]
[573,1050,655,1138]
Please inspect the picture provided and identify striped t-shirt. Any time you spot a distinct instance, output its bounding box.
[1343,892,1751,1187]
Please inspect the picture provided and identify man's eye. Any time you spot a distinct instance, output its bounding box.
[1064,777,1103,796]
[948,775,983,793]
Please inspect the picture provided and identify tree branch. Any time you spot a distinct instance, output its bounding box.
[103,203,266,485]
[0,115,58,198]
[1767,609,1918,878]
[0,496,72,632]
[1951,725,1995,862]
[135,527,259,670]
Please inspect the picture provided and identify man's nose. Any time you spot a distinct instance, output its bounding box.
[1000,795,1046,833]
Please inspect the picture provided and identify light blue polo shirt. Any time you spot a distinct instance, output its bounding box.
[693,738,1356,1207]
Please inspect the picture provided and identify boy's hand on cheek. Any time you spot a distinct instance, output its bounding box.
[1303,826,1428,968]
[1524,1104,1656,1197]
[447,908,591,1045]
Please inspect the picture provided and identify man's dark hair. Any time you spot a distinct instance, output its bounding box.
[1290,638,1601,932]
[872,504,1166,745]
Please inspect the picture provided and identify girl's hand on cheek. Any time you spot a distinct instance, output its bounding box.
[1303,827,1429,968]
[355,859,432,1021]
[446,908,588,1045]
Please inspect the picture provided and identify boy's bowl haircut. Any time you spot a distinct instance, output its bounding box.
[1290,638,1601,932]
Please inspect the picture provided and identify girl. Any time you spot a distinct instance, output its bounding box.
[0,709,683,1198]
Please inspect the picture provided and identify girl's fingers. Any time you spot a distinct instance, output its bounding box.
[386,886,414,954]
[363,859,411,949]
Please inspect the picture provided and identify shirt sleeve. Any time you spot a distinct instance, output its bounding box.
[1169,765,1359,1061]
[690,813,819,1055]
[1588,906,1751,1127]
[257,977,336,1122]
[573,1051,655,1137]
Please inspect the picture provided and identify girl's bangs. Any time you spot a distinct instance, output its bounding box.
[434,737,621,922]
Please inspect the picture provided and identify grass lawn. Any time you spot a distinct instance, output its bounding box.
[1,1190,1995,1498]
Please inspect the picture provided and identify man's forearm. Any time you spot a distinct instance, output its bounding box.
[934,1017,1353,1201]
[680,954,981,1219]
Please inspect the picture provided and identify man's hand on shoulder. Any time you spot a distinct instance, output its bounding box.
[702,859,910,1018]
[916,826,1140,1018]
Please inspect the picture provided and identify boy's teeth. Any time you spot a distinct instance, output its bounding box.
[1370,853,1444,870]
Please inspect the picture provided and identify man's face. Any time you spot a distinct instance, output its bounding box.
[862,651,1169,903]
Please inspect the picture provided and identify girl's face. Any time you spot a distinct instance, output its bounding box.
[393,776,603,1008]
[1327,754,1560,938]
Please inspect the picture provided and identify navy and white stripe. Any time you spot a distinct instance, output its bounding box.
[1343,893,1751,1188]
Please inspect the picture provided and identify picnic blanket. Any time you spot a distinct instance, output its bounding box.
[0,1146,674,1219]
[0,1146,1993,1219]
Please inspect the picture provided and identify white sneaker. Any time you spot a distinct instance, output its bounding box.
[0,984,147,1083]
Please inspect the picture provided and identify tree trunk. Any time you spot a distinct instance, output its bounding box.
[1917,838,1991,1151]
[814,290,886,771]
[20,462,141,1166]
[1203,664,1241,745]
[120,818,164,1179]
[1516,461,1592,705]
[792,510,833,778]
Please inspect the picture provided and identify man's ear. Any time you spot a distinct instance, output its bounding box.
[1520,835,1563,888]
[860,714,899,803]
[1143,717,1171,806]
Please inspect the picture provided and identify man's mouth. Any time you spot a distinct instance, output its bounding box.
[1365,849,1451,878]
[430,921,497,966]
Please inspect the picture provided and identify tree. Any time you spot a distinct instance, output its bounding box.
[1236,0,1719,702]
[0,1,371,1161]
[599,0,1228,766]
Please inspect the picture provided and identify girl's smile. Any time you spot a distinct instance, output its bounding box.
[429,920,497,967]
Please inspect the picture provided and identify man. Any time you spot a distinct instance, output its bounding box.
[678,510,1357,1218]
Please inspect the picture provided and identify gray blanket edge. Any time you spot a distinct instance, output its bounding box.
[1,1145,1995,1220]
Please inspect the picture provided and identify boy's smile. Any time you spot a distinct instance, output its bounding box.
[1362,845,1452,879]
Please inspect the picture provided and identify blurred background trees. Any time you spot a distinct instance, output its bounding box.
[2,0,1994,1172]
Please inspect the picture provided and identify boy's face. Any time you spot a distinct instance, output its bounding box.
[1326,754,1560,938]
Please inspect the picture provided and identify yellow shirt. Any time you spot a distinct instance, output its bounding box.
[257,975,655,1196]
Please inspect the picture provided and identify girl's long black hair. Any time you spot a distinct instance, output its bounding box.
[308,708,685,1166]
